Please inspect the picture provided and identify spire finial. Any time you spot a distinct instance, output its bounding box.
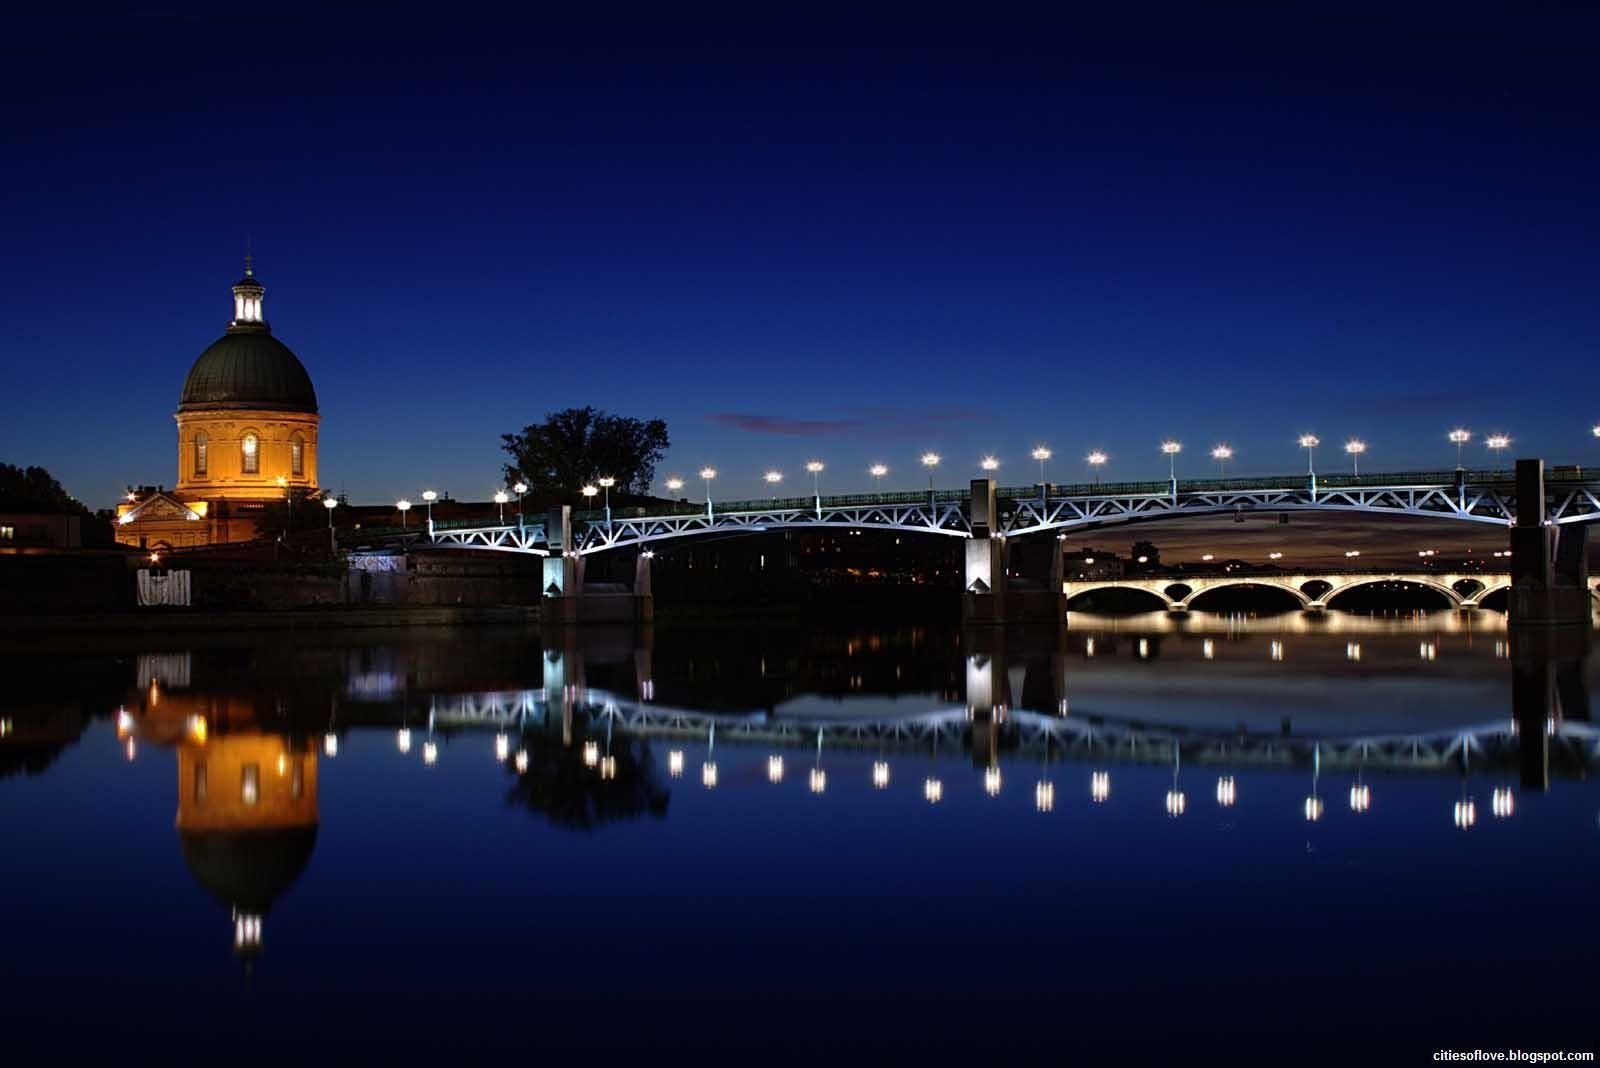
[244,232,253,276]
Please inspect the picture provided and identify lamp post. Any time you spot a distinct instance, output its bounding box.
[1299,434,1319,475]
[1486,434,1511,476]
[396,499,411,529]
[764,469,783,503]
[323,496,337,553]
[1031,445,1052,498]
[581,483,598,515]
[1161,440,1182,481]
[1344,440,1366,477]
[1211,444,1233,479]
[665,476,685,500]
[513,481,528,526]
[1086,450,1107,485]
[980,455,1000,473]
[805,460,824,517]
[494,490,509,525]
[1449,428,1471,470]
[869,463,888,494]
[921,452,940,514]
[598,476,615,526]
[700,467,717,519]
[422,489,438,530]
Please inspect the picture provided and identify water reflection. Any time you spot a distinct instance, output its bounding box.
[0,613,1595,973]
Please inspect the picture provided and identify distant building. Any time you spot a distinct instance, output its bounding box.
[0,512,81,549]
[1064,548,1123,581]
[117,261,323,549]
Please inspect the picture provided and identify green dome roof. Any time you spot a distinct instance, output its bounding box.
[179,331,318,414]
[180,826,318,914]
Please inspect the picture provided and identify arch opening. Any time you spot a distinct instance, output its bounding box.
[1325,580,1456,614]
[1187,583,1304,615]
[1064,587,1169,614]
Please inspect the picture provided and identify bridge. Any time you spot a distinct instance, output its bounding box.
[1063,569,1522,612]
[406,460,1595,626]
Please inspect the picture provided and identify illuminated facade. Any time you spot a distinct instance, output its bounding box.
[116,261,321,547]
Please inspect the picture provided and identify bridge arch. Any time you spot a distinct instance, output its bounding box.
[1323,576,1462,610]
[1182,579,1312,612]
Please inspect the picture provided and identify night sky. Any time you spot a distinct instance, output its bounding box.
[4,6,1598,510]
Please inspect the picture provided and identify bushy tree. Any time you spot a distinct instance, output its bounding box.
[502,407,670,496]
[0,463,85,512]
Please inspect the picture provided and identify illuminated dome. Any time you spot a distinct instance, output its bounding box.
[179,333,318,413]
[179,826,318,915]
[177,265,318,414]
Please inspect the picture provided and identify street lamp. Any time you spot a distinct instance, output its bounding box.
[513,481,528,523]
[805,460,824,516]
[421,489,438,527]
[1161,440,1182,480]
[1299,434,1319,475]
[1344,439,1366,476]
[494,490,509,524]
[323,496,337,552]
[1031,445,1052,489]
[1086,450,1107,485]
[764,469,783,503]
[581,483,598,510]
[396,499,411,528]
[665,476,685,497]
[1485,434,1511,476]
[869,463,888,493]
[598,476,615,525]
[1211,444,1233,478]
[700,467,717,519]
[921,453,940,512]
[980,455,1000,472]
[1449,428,1471,470]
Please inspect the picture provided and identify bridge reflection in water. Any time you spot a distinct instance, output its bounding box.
[87,616,1594,963]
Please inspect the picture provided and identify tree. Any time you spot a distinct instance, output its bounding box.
[0,463,85,513]
[502,406,670,496]
[1130,540,1160,570]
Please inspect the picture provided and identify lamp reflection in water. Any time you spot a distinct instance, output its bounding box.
[1304,744,1323,822]
[397,727,412,755]
[984,765,1002,797]
[422,739,438,766]
[1454,795,1477,829]
[323,733,338,758]
[1216,775,1236,808]
[1164,747,1185,817]
[872,760,890,789]
[923,777,943,803]
[1091,770,1110,804]
[1035,735,1054,813]
[514,749,529,773]
[1492,787,1515,819]
[668,749,684,778]
[583,740,600,768]
[768,754,785,784]
[495,733,509,762]
[701,724,717,788]
[809,728,826,794]
[1350,777,1371,814]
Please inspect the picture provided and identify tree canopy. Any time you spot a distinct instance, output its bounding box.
[501,407,670,496]
[0,463,89,514]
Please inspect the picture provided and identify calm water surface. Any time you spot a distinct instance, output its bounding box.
[2,613,1596,1060]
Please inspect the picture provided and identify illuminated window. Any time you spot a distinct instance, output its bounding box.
[0,526,12,541]
[290,433,304,477]
[241,432,259,474]
[241,763,259,805]
[194,431,208,476]
[194,760,208,803]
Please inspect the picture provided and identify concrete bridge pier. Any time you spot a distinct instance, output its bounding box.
[962,479,1006,625]
[1509,459,1592,627]
[541,505,653,625]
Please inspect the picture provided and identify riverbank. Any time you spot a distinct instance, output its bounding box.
[0,604,541,637]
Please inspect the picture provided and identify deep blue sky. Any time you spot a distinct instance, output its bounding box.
[4,5,1597,508]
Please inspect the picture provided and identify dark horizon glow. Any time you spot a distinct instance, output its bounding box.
[3,8,1598,508]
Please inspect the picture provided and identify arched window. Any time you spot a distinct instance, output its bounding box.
[290,433,304,477]
[194,431,208,477]
[241,432,259,475]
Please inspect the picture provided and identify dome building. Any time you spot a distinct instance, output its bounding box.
[117,260,323,547]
